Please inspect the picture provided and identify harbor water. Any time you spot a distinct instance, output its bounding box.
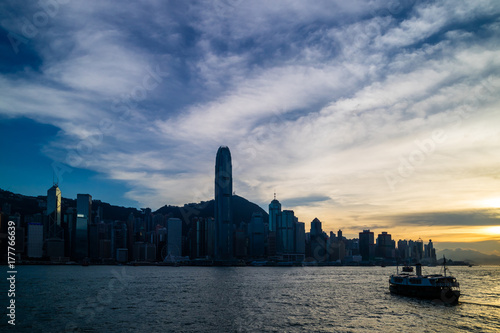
[2,265,499,332]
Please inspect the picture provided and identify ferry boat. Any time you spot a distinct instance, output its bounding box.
[389,259,460,304]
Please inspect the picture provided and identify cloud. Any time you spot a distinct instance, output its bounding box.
[384,209,500,226]
[0,0,499,251]
[281,195,332,208]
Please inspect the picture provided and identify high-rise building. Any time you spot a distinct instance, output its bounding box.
[248,212,265,258]
[310,218,322,237]
[112,221,127,260]
[268,194,281,232]
[359,229,374,261]
[75,194,92,260]
[294,221,305,254]
[27,223,44,258]
[167,218,182,257]
[279,210,295,253]
[397,239,408,260]
[310,218,326,262]
[214,146,233,261]
[46,185,61,232]
[376,231,395,259]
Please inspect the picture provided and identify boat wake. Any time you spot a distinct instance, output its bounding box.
[460,301,500,309]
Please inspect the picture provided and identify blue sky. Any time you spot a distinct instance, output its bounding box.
[1,0,500,251]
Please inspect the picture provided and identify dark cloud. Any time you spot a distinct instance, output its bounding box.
[387,209,500,226]
[282,195,331,207]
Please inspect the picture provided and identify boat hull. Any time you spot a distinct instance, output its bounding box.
[389,283,460,304]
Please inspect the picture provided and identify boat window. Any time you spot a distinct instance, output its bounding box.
[394,278,403,283]
[409,278,422,284]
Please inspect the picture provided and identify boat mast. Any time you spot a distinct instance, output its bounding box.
[443,256,447,277]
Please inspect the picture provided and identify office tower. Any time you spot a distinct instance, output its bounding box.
[75,194,92,259]
[65,207,77,258]
[46,184,62,239]
[214,146,233,260]
[234,226,247,258]
[310,218,322,237]
[359,229,374,261]
[268,193,281,232]
[189,218,205,259]
[248,212,265,258]
[88,224,100,259]
[167,218,182,257]
[397,239,408,260]
[376,231,395,259]
[310,218,326,262]
[27,223,44,258]
[111,221,128,260]
[279,210,295,253]
[294,221,305,254]
[415,238,424,260]
[99,239,112,259]
[337,229,343,240]
[143,208,153,232]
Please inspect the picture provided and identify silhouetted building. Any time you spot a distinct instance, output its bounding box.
[46,185,62,238]
[278,210,295,254]
[112,221,127,260]
[99,239,112,259]
[214,146,233,261]
[359,229,374,261]
[268,194,281,233]
[234,227,247,258]
[267,231,277,257]
[329,240,346,262]
[64,207,77,259]
[167,218,182,257]
[397,239,408,261]
[310,218,327,262]
[75,194,92,260]
[27,223,43,258]
[294,222,305,255]
[89,223,100,259]
[376,231,395,259]
[116,248,128,263]
[248,212,265,258]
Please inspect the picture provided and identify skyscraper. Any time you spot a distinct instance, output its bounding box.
[268,194,281,232]
[75,194,92,260]
[167,218,182,257]
[214,146,233,261]
[279,210,295,253]
[46,184,61,238]
[359,229,374,261]
[248,212,265,258]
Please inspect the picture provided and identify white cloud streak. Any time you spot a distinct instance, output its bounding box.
[1,0,500,235]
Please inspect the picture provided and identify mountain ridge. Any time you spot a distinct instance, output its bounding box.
[437,248,500,265]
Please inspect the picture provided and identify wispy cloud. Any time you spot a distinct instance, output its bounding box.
[1,0,500,241]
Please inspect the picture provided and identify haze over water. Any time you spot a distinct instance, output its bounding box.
[4,265,499,332]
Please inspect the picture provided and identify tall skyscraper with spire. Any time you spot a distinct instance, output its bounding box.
[214,146,233,260]
[46,184,61,237]
[268,193,281,232]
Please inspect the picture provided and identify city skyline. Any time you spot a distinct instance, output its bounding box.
[1,1,500,254]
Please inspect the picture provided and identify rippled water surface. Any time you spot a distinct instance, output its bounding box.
[2,265,499,332]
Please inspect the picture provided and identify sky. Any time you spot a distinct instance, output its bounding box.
[0,0,499,254]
